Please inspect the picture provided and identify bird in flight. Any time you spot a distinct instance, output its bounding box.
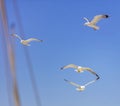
[64,79,97,92]
[60,64,100,80]
[11,33,43,46]
[83,14,109,30]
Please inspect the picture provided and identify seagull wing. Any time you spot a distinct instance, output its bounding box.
[11,34,22,40]
[90,15,109,25]
[84,80,96,87]
[25,38,42,43]
[60,64,78,70]
[83,17,90,22]
[64,79,80,87]
[82,67,100,79]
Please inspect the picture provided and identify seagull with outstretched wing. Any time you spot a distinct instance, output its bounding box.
[84,14,109,30]
[11,33,43,46]
[60,64,100,80]
[64,79,97,92]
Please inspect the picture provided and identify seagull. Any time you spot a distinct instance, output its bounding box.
[64,79,96,91]
[60,64,100,80]
[11,33,43,46]
[83,14,109,30]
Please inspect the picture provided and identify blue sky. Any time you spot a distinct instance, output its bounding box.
[0,0,120,106]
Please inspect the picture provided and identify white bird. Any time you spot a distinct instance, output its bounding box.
[83,14,109,30]
[61,64,100,80]
[64,79,96,91]
[11,33,43,46]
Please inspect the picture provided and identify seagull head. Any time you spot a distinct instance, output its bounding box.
[84,22,89,26]
[20,40,24,43]
[78,66,84,72]
[74,66,83,73]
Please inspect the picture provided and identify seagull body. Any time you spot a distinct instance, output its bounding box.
[12,34,43,46]
[64,79,96,91]
[84,14,109,30]
[61,64,100,80]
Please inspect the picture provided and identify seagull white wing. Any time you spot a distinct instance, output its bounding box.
[11,34,22,40]
[64,79,80,87]
[90,15,109,25]
[83,17,90,22]
[82,67,100,79]
[61,64,78,70]
[25,38,42,43]
[84,80,96,87]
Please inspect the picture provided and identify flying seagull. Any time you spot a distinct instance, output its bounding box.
[83,14,109,30]
[11,33,43,46]
[61,64,100,80]
[64,79,96,91]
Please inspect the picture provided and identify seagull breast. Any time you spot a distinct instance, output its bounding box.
[76,86,85,91]
[77,66,84,73]
[21,40,29,46]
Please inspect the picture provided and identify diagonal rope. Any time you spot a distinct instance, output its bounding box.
[0,0,21,106]
[10,23,22,106]
[0,14,13,106]
[12,0,42,106]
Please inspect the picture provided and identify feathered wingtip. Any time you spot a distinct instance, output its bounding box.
[104,14,109,18]
[39,39,43,42]
[11,33,17,36]
[83,17,89,22]
[96,74,100,80]
[60,66,64,70]
[64,79,68,82]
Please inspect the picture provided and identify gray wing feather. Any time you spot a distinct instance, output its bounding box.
[83,17,90,22]
[82,67,97,75]
[64,79,80,87]
[82,67,100,79]
[84,80,96,86]
[61,64,78,70]
[91,15,107,24]
[11,34,22,40]
[25,38,42,43]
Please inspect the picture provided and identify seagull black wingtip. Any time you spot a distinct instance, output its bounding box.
[64,79,68,82]
[60,67,64,70]
[96,75,100,80]
[105,15,109,18]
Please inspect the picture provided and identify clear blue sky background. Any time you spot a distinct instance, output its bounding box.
[0,0,120,106]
